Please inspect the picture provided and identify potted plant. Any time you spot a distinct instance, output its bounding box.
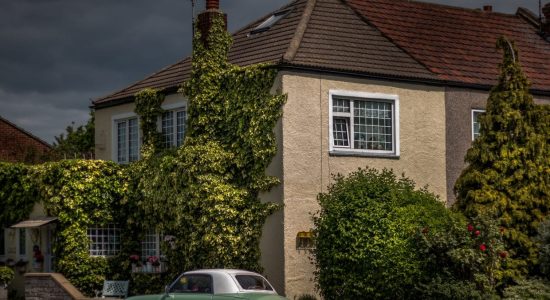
[0,266,14,300]
[129,254,141,272]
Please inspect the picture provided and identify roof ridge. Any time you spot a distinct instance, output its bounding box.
[392,0,518,18]
[342,0,434,75]
[0,115,52,148]
[282,0,317,63]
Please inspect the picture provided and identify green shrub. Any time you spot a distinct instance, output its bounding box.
[503,278,550,299]
[537,218,550,278]
[0,266,14,287]
[313,168,455,299]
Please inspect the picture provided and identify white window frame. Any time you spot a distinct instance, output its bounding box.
[329,90,400,157]
[16,228,26,260]
[87,224,121,257]
[112,112,140,164]
[0,228,6,261]
[471,109,485,141]
[141,229,162,262]
[158,103,187,148]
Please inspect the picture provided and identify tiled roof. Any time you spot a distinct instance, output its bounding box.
[346,0,550,90]
[94,0,550,106]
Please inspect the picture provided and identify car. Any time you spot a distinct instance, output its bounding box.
[126,269,289,300]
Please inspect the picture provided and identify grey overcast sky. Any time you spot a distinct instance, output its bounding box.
[0,0,547,144]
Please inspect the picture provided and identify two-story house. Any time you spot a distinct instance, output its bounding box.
[92,0,550,297]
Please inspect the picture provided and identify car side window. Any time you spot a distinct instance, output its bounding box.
[170,274,213,294]
[235,275,273,291]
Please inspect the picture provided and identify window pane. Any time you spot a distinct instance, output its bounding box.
[117,121,127,163]
[141,229,158,260]
[333,118,350,147]
[235,275,273,291]
[162,112,174,148]
[0,229,5,256]
[176,110,186,147]
[332,98,350,113]
[354,100,393,151]
[128,118,139,162]
[19,229,26,256]
[88,224,120,256]
[472,110,485,140]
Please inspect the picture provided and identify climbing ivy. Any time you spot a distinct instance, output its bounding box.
[33,160,128,295]
[134,89,164,149]
[0,163,37,227]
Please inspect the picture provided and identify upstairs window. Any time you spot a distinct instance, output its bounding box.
[472,109,485,140]
[329,91,399,156]
[115,117,139,163]
[161,108,187,148]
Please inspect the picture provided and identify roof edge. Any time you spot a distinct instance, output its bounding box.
[516,7,543,31]
[0,115,52,148]
[282,0,317,63]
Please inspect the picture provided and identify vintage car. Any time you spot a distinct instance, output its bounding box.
[126,269,289,300]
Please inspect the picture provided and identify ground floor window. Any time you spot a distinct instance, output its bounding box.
[87,224,120,256]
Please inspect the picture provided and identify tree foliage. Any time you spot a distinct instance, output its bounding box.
[52,111,95,159]
[454,37,550,279]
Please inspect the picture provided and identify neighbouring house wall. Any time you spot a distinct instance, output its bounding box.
[445,87,550,205]
[94,93,187,161]
[0,119,51,163]
[280,71,447,298]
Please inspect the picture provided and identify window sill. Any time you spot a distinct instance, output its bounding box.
[329,150,400,159]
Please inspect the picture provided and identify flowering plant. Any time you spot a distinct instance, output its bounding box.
[148,256,160,266]
[129,254,140,264]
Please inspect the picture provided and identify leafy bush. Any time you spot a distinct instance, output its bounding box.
[537,218,550,278]
[313,168,457,299]
[295,294,318,300]
[314,168,506,299]
[0,266,14,287]
[502,278,550,299]
[415,216,505,298]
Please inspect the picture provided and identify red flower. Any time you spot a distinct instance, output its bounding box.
[499,251,508,259]
[474,230,480,237]
[422,227,429,234]
[479,244,487,251]
[467,224,474,232]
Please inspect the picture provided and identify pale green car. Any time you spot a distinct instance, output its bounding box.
[126,269,288,300]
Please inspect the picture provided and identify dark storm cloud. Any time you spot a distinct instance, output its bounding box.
[0,0,546,143]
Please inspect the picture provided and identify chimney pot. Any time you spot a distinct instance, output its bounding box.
[206,0,219,10]
[483,5,492,12]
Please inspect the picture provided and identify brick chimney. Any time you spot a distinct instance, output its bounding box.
[483,5,492,12]
[197,0,227,46]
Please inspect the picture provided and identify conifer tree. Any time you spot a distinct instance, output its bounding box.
[454,37,550,280]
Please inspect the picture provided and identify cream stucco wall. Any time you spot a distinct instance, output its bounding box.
[94,93,187,161]
[280,71,447,298]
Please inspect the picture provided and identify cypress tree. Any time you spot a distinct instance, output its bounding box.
[454,37,550,280]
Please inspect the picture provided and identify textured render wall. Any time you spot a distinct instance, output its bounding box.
[445,87,550,205]
[258,73,285,295]
[280,72,446,298]
[94,93,186,161]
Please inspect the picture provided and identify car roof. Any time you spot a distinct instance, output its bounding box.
[184,269,262,276]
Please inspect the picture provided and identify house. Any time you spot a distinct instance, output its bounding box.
[92,0,550,297]
[0,116,51,164]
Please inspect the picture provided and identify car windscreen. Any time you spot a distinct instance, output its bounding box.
[235,275,274,291]
[170,274,213,294]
